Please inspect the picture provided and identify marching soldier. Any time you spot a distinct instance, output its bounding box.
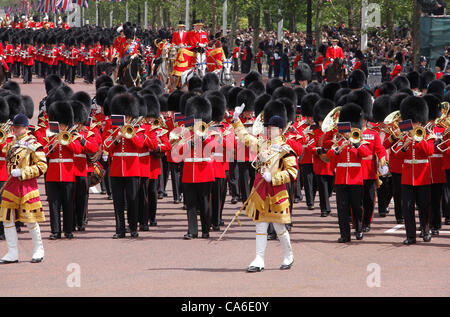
[231,99,298,272]
[0,114,47,263]
[39,101,84,240]
[327,103,371,242]
[22,36,36,84]
[103,93,150,239]
[394,96,435,244]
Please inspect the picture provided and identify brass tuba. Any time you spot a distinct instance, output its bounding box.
[321,106,341,133]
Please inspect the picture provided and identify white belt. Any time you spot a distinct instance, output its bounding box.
[337,163,361,168]
[430,154,443,158]
[113,152,139,157]
[213,153,223,157]
[73,154,86,158]
[138,152,150,157]
[49,159,74,163]
[404,159,428,164]
[184,157,212,163]
[0,157,5,161]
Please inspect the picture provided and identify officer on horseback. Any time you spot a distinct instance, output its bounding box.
[117,26,146,85]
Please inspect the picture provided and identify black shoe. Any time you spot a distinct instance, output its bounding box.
[307,205,314,210]
[403,238,416,245]
[337,237,351,243]
[149,221,157,227]
[78,226,86,232]
[107,195,112,200]
[211,226,220,231]
[247,266,264,273]
[231,197,238,204]
[396,218,404,224]
[423,233,432,242]
[356,232,364,240]
[201,233,210,239]
[113,233,125,239]
[294,198,300,203]
[219,220,225,226]
[130,231,139,238]
[163,192,168,197]
[286,224,292,232]
[0,234,5,240]
[125,226,130,233]
[419,230,424,238]
[31,257,43,263]
[65,233,74,239]
[174,199,181,204]
[267,233,277,240]
[182,204,187,210]
[362,226,370,233]
[280,260,294,270]
[49,233,61,240]
[100,190,107,195]
[183,233,197,240]
[140,225,149,232]
[445,218,450,225]
[158,193,164,199]
[320,211,328,217]
[431,229,439,236]
[16,226,21,233]
[379,211,386,217]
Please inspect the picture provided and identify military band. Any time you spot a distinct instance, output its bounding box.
[0,19,449,273]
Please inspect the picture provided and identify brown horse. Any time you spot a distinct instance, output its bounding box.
[324,58,347,83]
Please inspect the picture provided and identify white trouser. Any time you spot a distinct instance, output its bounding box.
[27,222,44,261]
[1,214,18,262]
[248,222,269,269]
[272,222,294,266]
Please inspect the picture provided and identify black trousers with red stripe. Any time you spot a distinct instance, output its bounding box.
[74,176,89,229]
[376,175,392,215]
[362,179,376,227]
[48,181,75,235]
[138,177,149,226]
[111,176,139,234]
[183,182,212,236]
[430,183,443,230]
[402,184,430,240]
[391,172,404,222]
[335,184,363,240]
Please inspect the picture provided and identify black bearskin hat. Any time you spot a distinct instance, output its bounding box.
[48,101,74,127]
[167,89,183,112]
[185,96,212,123]
[376,82,397,97]
[0,97,9,123]
[159,94,169,112]
[110,93,139,118]
[44,74,63,94]
[244,71,262,88]
[390,93,410,112]
[348,69,366,89]
[236,89,256,112]
[277,97,296,123]
[202,73,220,92]
[313,99,335,124]
[300,93,321,117]
[392,75,410,91]
[263,100,288,129]
[265,78,283,95]
[406,71,420,90]
[427,79,446,99]
[254,93,271,117]
[400,96,428,125]
[206,93,226,123]
[248,80,265,97]
[188,76,202,92]
[142,93,160,118]
[295,63,312,82]
[419,71,435,91]
[6,94,25,120]
[372,95,392,123]
[347,89,373,121]
[272,86,297,105]
[339,103,363,129]
[96,75,114,90]
[321,82,341,101]
[70,100,89,124]
[2,81,20,96]
[423,94,442,120]
[21,95,34,119]
[436,56,446,71]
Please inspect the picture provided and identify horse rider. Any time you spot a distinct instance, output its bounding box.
[117,26,142,80]
[324,37,344,70]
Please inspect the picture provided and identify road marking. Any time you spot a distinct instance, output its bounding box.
[384,224,450,234]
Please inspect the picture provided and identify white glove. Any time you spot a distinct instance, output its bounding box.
[263,171,272,183]
[232,103,245,121]
[379,164,389,177]
[11,168,21,178]
[270,144,282,152]
[102,154,109,162]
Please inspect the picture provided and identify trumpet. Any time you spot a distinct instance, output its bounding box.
[175,121,215,147]
[103,117,143,148]
[45,125,78,153]
[349,128,362,144]
[391,125,426,154]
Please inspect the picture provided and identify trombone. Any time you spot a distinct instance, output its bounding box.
[45,125,78,153]
[103,116,143,148]
[391,125,426,154]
